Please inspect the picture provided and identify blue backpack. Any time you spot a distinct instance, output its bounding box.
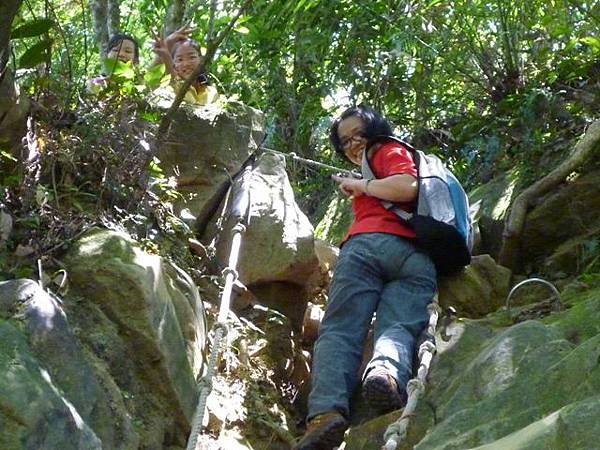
[361,136,473,275]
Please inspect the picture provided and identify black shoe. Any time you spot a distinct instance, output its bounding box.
[294,412,348,450]
[362,367,407,415]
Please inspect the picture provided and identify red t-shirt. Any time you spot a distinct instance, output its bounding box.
[344,141,417,242]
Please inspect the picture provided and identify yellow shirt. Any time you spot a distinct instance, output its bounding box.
[183,84,218,105]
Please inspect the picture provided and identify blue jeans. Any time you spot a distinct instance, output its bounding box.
[307,233,437,419]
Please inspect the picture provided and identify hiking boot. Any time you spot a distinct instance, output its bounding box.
[294,411,348,450]
[362,367,408,415]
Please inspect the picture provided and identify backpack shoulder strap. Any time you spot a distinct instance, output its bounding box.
[360,136,414,221]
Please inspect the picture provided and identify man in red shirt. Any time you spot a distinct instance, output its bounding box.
[295,106,437,450]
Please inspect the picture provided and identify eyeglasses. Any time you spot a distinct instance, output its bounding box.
[340,132,365,150]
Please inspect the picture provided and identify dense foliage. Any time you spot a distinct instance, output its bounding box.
[2,1,600,220]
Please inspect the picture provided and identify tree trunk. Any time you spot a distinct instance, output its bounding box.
[0,0,29,161]
[107,0,121,37]
[498,120,600,270]
[166,0,186,35]
[91,0,109,55]
[0,0,21,71]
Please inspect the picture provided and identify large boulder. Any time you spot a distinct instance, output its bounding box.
[62,228,207,449]
[155,101,265,222]
[520,169,600,274]
[215,153,319,329]
[438,255,512,317]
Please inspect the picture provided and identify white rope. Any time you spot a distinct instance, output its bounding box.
[382,293,440,450]
[185,222,246,450]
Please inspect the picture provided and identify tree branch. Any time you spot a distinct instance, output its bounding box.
[498,120,600,270]
[166,0,186,35]
[0,0,21,71]
[206,0,218,43]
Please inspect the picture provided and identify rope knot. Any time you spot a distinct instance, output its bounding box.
[221,267,239,281]
[418,340,436,359]
[213,321,229,336]
[232,223,246,234]
[427,300,442,315]
[406,378,425,397]
[198,375,214,393]
[383,420,407,446]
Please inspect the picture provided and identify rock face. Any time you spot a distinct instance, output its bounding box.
[156,101,265,222]
[216,153,319,329]
[520,169,600,275]
[0,229,206,450]
[438,254,512,318]
[0,229,207,450]
[0,229,208,450]
[0,279,129,450]
[62,228,206,449]
[466,172,517,259]
[345,285,600,450]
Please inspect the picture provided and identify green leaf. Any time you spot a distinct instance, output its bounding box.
[11,19,56,39]
[423,0,445,10]
[102,58,136,80]
[580,37,600,51]
[18,39,53,68]
[235,26,250,34]
[143,64,166,89]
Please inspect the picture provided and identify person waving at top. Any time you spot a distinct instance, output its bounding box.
[152,28,218,105]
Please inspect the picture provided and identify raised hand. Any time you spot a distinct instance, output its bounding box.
[165,24,195,50]
[151,30,170,58]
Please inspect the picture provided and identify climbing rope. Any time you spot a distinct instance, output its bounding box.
[185,161,254,450]
[259,146,361,179]
[382,293,441,450]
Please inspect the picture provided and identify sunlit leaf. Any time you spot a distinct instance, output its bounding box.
[144,64,166,89]
[580,37,600,51]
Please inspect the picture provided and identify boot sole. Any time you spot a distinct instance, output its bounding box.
[363,375,406,414]
[294,418,347,450]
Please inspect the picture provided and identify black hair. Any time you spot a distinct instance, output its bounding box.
[171,39,210,86]
[106,34,140,64]
[329,104,394,159]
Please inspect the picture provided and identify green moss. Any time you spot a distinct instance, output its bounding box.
[545,287,600,344]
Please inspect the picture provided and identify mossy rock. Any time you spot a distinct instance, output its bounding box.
[438,255,511,318]
[63,228,207,448]
[344,284,600,450]
[0,319,103,450]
